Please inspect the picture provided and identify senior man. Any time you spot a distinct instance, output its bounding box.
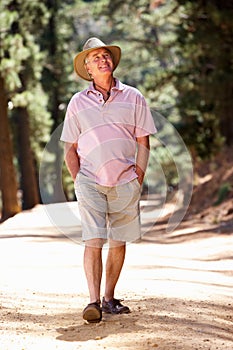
[60,37,156,323]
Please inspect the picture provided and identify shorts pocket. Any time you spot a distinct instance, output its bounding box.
[133,178,141,189]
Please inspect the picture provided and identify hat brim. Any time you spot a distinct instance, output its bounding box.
[73,45,121,81]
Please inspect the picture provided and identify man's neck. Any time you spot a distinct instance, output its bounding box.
[94,75,115,92]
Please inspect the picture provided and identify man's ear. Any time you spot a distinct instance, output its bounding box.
[87,67,93,76]
[85,64,91,74]
[85,64,92,79]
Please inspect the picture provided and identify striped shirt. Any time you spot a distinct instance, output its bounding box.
[60,79,157,186]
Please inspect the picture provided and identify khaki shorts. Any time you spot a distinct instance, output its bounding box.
[74,173,141,242]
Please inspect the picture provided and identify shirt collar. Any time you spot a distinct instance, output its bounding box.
[86,78,125,95]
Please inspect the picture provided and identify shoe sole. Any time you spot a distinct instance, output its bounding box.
[102,307,130,314]
[83,307,102,323]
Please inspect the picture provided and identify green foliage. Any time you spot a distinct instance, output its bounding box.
[173,0,233,157]
[214,183,232,206]
[0,0,48,88]
[0,0,51,159]
[1,0,233,206]
[39,0,91,200]
[92,0,233,160]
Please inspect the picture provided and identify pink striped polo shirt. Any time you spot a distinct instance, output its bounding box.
[60,79,157,186]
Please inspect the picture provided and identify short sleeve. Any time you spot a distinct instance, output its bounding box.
[60,96,81,143]
[134,93,157,137]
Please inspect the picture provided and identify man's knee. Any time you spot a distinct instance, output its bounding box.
[85,238,106,249]
[108,238,126,248]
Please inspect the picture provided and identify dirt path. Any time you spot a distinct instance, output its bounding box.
[0,203,232,350]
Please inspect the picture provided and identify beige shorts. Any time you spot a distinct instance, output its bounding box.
[74,173,141,242]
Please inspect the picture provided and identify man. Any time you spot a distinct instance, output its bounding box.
[60,37,156,323]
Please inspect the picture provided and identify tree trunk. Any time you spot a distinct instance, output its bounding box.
[0,77,20,221]
[14,107,40,210]
[218,79,233,146]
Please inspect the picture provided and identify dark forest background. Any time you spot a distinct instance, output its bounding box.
[0,0,232,221]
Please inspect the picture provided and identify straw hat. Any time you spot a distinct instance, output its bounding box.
[73,37,121,81]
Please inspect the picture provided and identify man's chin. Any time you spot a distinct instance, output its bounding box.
[99,68,113,73]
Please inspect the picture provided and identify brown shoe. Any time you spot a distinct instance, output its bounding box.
[102,297,130,314]
[82,301,102,323]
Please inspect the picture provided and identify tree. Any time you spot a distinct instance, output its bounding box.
[174,0,233,157]
[0,0,51,218]
[39,0,91,202]
[92,0,233,159]
[0,77,20,220]
[0,0,28,220]
[13,107,40,210]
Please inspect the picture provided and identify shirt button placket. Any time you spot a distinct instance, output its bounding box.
[96,92,102,104]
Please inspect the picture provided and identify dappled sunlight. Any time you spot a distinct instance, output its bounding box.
[0,204,232,349]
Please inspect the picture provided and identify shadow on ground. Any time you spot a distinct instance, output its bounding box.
[54,297,233,347]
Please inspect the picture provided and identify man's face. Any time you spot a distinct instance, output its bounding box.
[85,48,114,80]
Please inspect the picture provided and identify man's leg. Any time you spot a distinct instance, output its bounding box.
[82,238,105,323]
[104,239,126,301]
[84,238,105,303]
[102,239,130,314]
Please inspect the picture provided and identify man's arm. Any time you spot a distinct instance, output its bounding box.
[135,135,150,185]
[64,142,80,180]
